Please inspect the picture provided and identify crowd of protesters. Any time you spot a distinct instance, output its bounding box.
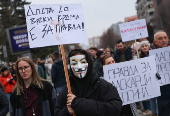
[0,30,169,116]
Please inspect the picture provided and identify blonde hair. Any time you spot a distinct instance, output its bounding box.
[15,57,45,95]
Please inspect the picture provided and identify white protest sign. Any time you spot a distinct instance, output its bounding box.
[149,47,170,86]
[24,4,88,48]
[103,56,160,105]
[119,19,148,42]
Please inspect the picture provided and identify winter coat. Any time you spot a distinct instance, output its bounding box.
[55,73,122,116]
[114,47,132,63]
[0,75,16,93]
[51,58,66,88]
[93,58,103,77]
[0,89,9,116]
[9,81,57,116]
[38,65,46,79]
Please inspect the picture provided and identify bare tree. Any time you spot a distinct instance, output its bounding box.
[100,28,121,49]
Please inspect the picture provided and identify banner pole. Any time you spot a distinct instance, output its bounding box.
[60,44,76,116]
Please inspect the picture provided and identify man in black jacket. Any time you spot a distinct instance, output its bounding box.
[114,40,132,63]
[55,49,122,116]
[93,50,105,77]
[51,51,66,95]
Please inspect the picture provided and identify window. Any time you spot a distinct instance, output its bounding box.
[148,4,153,8]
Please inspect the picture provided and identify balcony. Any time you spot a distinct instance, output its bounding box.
[146,1,154,6]
[148,8,155,13]
[147,15,154,22]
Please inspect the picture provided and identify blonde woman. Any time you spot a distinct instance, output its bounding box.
[10,57,57,116]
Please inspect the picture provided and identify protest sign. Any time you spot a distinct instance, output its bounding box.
[103,56,160,105]
[149,47,170,86]
[119,19,148,42]
[24,4,88,48]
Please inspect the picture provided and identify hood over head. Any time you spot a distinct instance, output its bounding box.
[68,49,93,97]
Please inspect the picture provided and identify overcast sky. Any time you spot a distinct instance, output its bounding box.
[28,0,137,38]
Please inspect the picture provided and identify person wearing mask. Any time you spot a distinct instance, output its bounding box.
[51,51,66,95]
[0,66,16,99]
[55,49,122,116]
[102,55,137,116]
[0,82,9,116]
[151,30,170,116]
[9,57,57,116]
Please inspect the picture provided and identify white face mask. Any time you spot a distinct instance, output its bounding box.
[70,55,88,78]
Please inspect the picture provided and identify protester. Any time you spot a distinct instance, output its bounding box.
[93,50,105,77]
[88,47,98,63]
[37,59,47,79]
[9,57,57,116]
[0,82,9,116]
[138,41,152,115]
[102,54,137,116]
[139,41,150,58]
[152,30,170,116]
[113,40,137,116]
[33,59,45,79]
[9,62,17,81]
[102,55,115,65]
[0,66,16,99]
[45,58,53,77]
[51,51,66,95]
[105,47,114,57]
[114,40,132,63]
[55,49,122,116]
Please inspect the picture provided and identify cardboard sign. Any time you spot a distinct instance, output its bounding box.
[24,4,88,48]
[149,47,170,86]
[103,56,160,105]
[119,19,148,42]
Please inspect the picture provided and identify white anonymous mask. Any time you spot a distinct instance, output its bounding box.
[70,55,88,78]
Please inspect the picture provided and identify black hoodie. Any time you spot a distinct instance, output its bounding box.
[55,49,122,116]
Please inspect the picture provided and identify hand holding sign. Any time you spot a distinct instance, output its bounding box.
[103,56,160,105]
[119,19,148,42]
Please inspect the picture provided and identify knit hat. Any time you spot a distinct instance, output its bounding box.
[96,50,105,58]
[139,41,150,48]
[0,66,8,72]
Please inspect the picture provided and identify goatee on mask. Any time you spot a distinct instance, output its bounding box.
[70,55,88,78]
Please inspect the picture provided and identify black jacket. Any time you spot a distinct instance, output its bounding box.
[55,73,122,116]
[0,89,9,116]
[114,47,132,63]
[10,81,57,116]
[51,58,66,88]
[93,58,103,77]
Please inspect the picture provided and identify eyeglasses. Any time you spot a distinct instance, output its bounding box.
[18,66,30,72]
